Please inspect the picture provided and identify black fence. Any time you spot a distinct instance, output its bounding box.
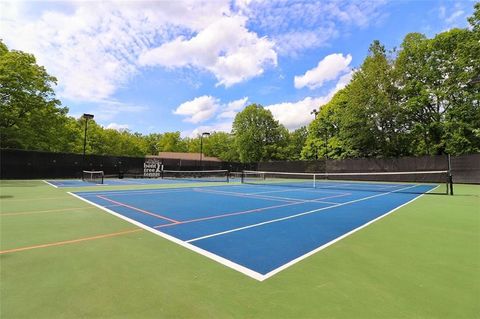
[0,149,145,179]
[1,149,478,184]
[0,149,252,179]
[257,154,480,184]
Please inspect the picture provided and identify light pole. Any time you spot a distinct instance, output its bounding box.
[82,113,94,169]
[200,132,210,169]
[311,109,322,160]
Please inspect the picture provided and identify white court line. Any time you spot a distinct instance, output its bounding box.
[186,184,420,243]
[42,180,59,188]
[247,187,351,196]
[193,188,299,203]
[196,187,351,206]
[261,184,440,280]
[68,191,265,281]
[68,184,437,281]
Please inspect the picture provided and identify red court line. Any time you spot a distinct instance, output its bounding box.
[97,195,180,223]
[153,193,347,229]
[0,229,142,255]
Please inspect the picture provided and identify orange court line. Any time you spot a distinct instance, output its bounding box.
[0,196,74,202]
[0,204,121,217]
[0,228,142,255]
[96,195,180,223]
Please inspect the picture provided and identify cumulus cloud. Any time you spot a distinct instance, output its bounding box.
[217,97,249,119]
[182,122,233,138]
[294,53,352,89]
[267,70,353,129]
[106,123,130,131]
[139,15,277,87]
[0,1,266,102]
[173,96,220,123]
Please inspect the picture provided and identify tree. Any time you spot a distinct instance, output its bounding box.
[282,127,307,160]
[156,132,188,152]
[0,40,70,150]
[396,26,480,155]
[232,104,287,162]
[200,132,239,161]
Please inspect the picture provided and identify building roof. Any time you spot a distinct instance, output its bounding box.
[147,152,221,162]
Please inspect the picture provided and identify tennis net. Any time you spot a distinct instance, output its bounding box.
[82,170,104,184]
[161,169,229,183]
[241,170,453,195]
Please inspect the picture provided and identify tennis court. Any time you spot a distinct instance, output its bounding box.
[2,177,479,318]
[69,175,439,280]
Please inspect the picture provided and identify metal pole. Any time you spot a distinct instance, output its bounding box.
[324,128,328,159]
[200,132,210,170]
[200,135,203,169]
[447,154,454,195]
[83,118,88,169]
[82,114,94,172]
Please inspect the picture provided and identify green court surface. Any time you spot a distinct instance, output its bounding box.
[1,180,479,318]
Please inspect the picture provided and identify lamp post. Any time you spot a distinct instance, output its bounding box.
[200,132,210,169]
[311,110,318,159]
[82,113,94,169]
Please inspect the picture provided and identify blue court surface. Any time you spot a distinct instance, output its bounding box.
[70,182,436,280]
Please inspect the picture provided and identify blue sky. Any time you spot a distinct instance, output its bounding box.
[0,0,475,136]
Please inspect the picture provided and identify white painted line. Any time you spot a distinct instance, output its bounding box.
[42,180,59,188]
[67,192,265,281]
[262,184,442,280]
[68,183,439,282]
[193,188,298,203]
[186,184,420,243]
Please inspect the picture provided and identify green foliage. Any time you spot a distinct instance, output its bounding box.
[0,40,69,151]
[2,3,479,161]
[232,104,288,162]
[302,7,480,159]
[201,132,239,161]
[156,132,188,152]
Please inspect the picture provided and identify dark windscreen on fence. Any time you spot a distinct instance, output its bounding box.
[1,149,478,184]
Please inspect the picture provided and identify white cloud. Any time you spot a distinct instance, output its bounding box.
[106,123,130,131]
[267,70,353,129]
[242,1,387,56]
[83,100,148,122]
[274,27,338,57]
[294,53,352,89]
[138,15,277,87]
[173,96,220,123]
[0,1,241,102]
[182,122,233,138]
[217,97,249,119]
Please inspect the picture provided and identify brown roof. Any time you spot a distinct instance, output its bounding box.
[147,152,221,162]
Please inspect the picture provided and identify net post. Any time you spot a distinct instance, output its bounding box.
[447,154,454,195]
[226,170,230,183]
[241,171,244,184]
[313,174,316,188]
